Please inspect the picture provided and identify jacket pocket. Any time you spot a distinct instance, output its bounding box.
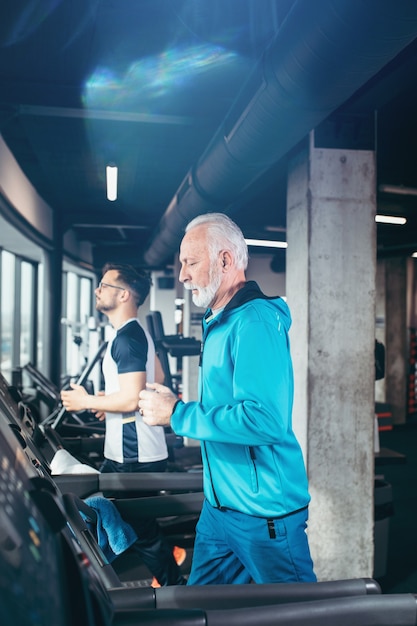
[246,446,259,493]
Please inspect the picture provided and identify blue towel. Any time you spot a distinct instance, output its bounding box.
[82,496,138,563]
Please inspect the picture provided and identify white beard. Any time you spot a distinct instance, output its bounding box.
[186,265,222,309]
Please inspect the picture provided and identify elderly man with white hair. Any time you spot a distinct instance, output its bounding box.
[139,212,316,586]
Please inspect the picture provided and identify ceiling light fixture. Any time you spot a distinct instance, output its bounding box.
[106,164,118,201]
[379,184,417,197]
[245,239,287,248]
[375,215,406,225]
[265,225,286,233]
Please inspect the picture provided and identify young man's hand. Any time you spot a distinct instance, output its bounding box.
[61,383,89,412]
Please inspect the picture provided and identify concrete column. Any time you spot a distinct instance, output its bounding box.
[287,132,376,580]
[385,257,407,424]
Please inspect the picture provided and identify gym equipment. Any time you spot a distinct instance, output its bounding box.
[146,310,200,393]
[3,382,417,625]
[0,398,112,626]
[22,340,187,468]
[0,370,201,581]
[43,341,108,430]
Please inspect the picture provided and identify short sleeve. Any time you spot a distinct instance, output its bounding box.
[111,322,148,374]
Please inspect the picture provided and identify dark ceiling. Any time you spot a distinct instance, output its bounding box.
[1,0,417,272]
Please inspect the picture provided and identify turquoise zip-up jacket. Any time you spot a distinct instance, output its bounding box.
[171,281,311,518]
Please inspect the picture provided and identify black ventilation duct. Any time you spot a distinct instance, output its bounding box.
[144,0,417,266]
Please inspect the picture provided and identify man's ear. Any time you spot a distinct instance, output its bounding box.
[221,250,233,270]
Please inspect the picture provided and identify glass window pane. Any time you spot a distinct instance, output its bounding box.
[37,262,44,369]
[65,272,79,376]
[1,251,15,381]
[61,270,96,380]
[66,272,78,322]
[20,261,34,367]
[80,277,92,325]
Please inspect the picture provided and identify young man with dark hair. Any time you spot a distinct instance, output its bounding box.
[62,262,168,473]
[61,262,186,586]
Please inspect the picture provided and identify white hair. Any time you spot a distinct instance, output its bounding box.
[185,213,248,270]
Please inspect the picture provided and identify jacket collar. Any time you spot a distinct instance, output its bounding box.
[204,280,279,324]
[223,280,277,313]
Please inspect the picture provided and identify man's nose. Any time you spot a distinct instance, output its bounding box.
[179,266,188,283]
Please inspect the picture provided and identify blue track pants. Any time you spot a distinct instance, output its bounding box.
[188,499,316,585]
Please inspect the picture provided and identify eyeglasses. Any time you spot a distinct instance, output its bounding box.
[98,281,126,291]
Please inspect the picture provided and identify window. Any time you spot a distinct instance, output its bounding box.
[62,271,94,378]
[20,260,36,367]
[37,262,44,369]
[0,250,39,382]
[0,251,15,380]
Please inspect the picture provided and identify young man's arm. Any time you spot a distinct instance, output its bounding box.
[154,354,165,384]
[61,371,145,414]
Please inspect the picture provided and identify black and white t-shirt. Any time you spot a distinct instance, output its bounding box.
[102,318,168,464]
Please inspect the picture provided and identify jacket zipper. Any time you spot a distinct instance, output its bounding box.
[200,318,223,509]
[201,441,222,508]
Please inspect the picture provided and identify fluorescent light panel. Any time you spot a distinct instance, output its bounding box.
[375,215,406,225]
[106,165,118,201]
[265,225,286,233]
[379,184,417,197]
[246,217,405,248]
[245,238,287,249]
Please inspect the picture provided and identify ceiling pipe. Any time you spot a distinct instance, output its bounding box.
[143,0,417,266]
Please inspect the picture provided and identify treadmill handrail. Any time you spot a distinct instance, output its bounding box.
[115,491,204,518]
[99,471,203,493]
[42,341,108,429]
